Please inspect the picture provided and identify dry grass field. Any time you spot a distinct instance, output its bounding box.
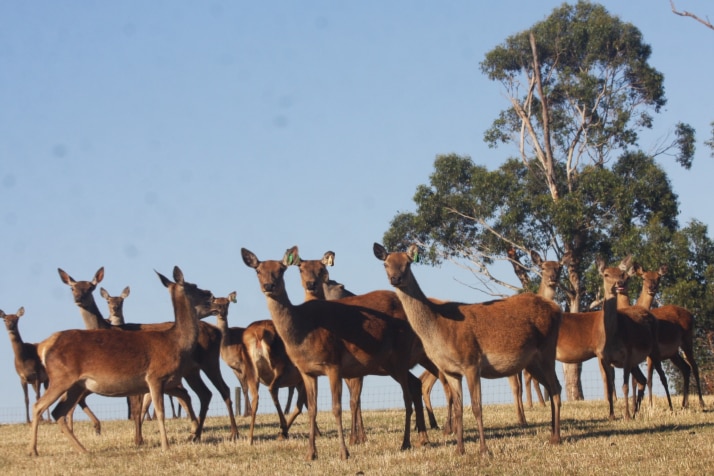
[1,397,712,475]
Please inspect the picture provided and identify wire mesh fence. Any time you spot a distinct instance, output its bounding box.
[0,360,675,425]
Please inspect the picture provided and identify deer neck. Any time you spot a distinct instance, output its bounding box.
[601,294,620,339]
[538,283,556,302]
[264,285,303,347]
[5,328,25,357]
[108,312,125,326]
[616,292,631,309]
[214,316,235,348]
[78,300,111,330]
[170,285,200,353]
[393,270,440,337]
[635,290,654,309]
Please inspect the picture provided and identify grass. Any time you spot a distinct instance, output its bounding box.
[1,397,712,475]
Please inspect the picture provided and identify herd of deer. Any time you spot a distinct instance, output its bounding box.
[0,243,705,460]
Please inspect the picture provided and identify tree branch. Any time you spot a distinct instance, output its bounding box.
[671,1,714,30]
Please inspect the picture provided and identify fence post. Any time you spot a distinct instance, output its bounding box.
[235,387,242,417]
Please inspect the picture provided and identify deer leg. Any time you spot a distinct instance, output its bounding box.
[528,371,547,407]
[345,377,365,445]
[22,381,30,424]
[440,371,454,435]
[75,393,101,435]
[325,368,348,460]
[200,361,238,441]
[53,385,90,454]
[681,345,705,408]
[631,366,647,417]
[302,373,320,461]
[167,386,199,439]
[147,383,169,451]
[442,373,465,455]
[408,371,429,446]
[126,394,144,445]
[268,384,290,440]
[525,363,562,445]
[247,380,260,445]
[650,358,673,411]
[669,353,692,408]
[508,373,527,427]
[418,370,439,429]
[464,368,489,456]
[284,386,295,414]
[183,370,212,442]
[600,359,617,420]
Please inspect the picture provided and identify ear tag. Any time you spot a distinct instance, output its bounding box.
[413,252,420,263]
[287,253,294,265]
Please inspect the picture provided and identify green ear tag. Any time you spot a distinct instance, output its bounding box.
[287,253,294,265]
[413,252,420,263]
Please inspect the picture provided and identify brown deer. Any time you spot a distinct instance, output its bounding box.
[209,292,308,444]
[58,267,238,441]
[99,286,183,421]
[242,246,428,461]
[294,250,450,437]
[633,263,705,408]
[596,256,670,420]
[374,243,562,456]
[2,307,103,431]
[28,266,213,455]
[2,307,49,424]
[291,250,366,443]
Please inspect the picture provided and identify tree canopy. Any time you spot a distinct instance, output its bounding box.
[383,1,712,399]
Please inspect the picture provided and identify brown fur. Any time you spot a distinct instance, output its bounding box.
[633,264,705,408]
[58,267,238,442]
[597,257,669,420]
[210,293,307,444]
[374,243,562,456]
[1,308,49,424]
[28,267,213,455]
[296,251,450,437]
[242,246,428,461]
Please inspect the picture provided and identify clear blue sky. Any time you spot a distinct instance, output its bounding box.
[1,1,712,417]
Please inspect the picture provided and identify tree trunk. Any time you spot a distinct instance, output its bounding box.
[563,363,584,401]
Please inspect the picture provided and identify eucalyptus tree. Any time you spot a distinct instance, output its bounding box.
[384,1,702,400]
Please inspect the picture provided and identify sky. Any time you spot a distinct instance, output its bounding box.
[1,1,713,420]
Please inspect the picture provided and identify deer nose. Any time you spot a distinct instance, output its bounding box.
[306,281,317,291]
[262,283,275,293]
[389,276,402,286]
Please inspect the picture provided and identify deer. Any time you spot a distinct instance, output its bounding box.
[632,263,705,408]
[293,250,450,438]
[418,251,560,432]
[99,286,183,421]
[209,292,309,444]
[2,307,104,431]
[596,256,671,420]
[28,266,213,455]
[373,243,562,456]
[2,307,50,424]
[242,246,428,461]
[58,267,239,442]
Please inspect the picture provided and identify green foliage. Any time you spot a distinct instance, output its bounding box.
[481,1,667,165]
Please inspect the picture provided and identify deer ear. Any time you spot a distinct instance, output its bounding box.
[17,307,25,317]
[322,251,335,267]
[283,246,300,266]
[373,243,388,261]
[407,244,421,263]
[121,286,130,298]
[156,270,172,288]
[93,267,105,285]
[229,291,237,303]
[100,287,109,299]
[659,265,668,276]
[241,248,260,269]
